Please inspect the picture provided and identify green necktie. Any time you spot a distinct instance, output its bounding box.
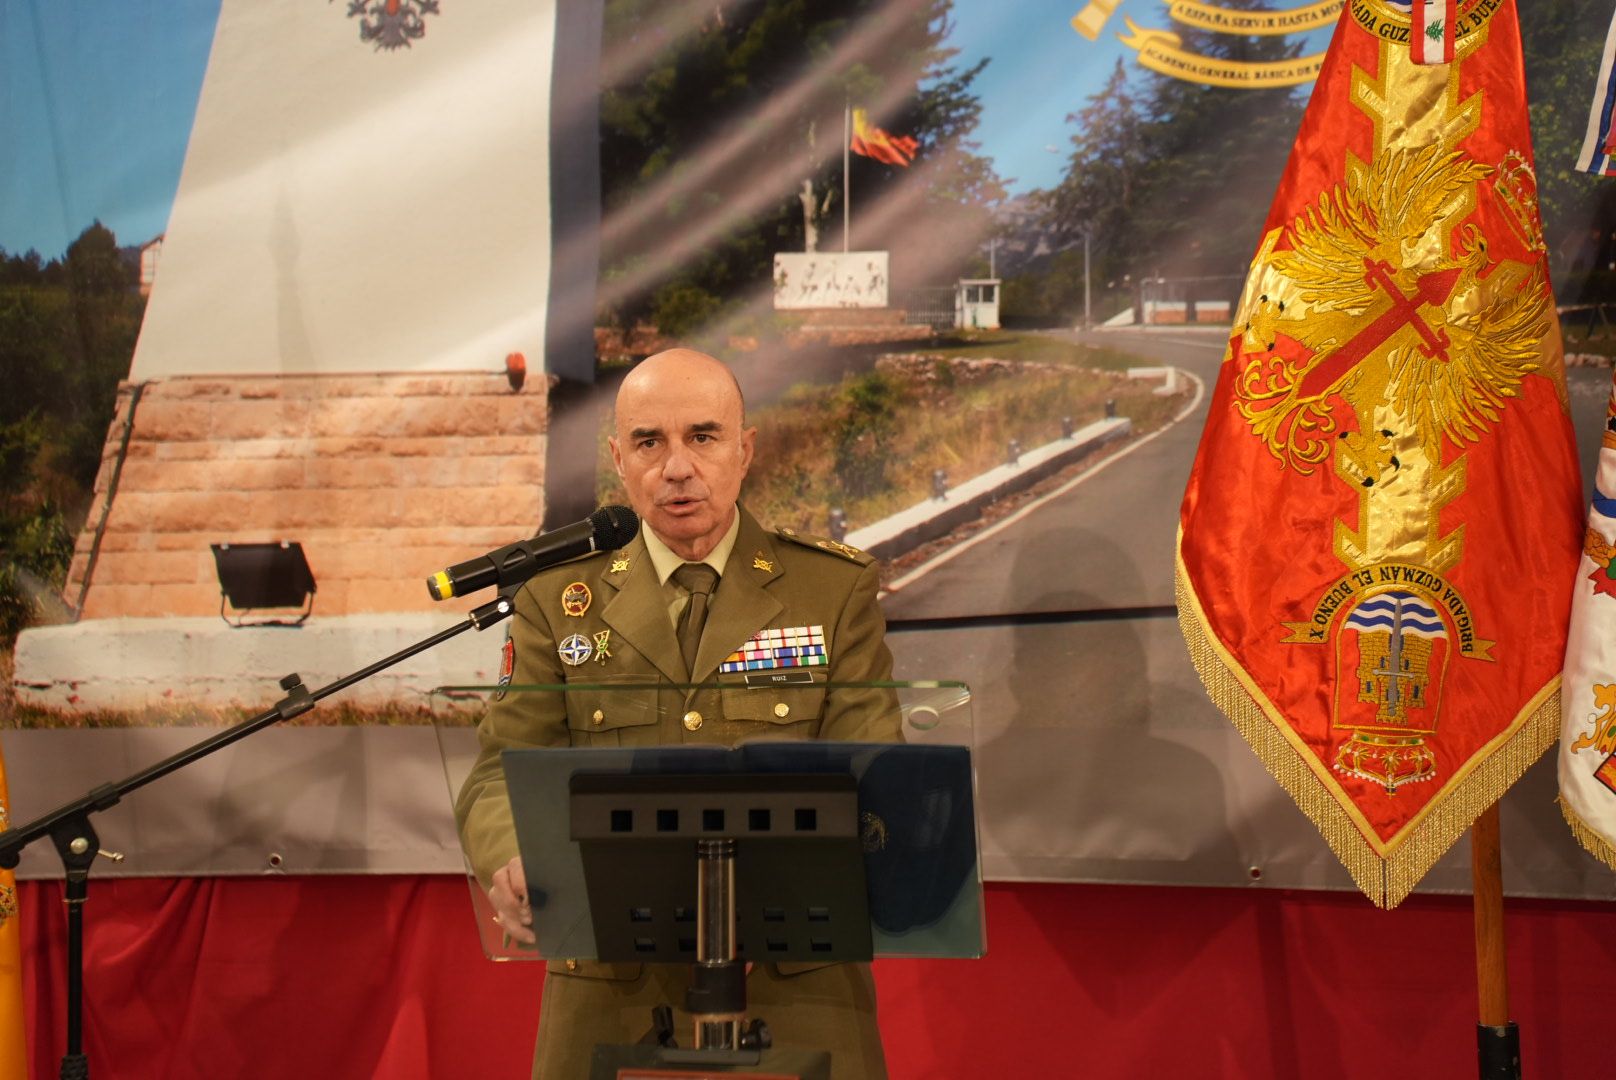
[673,563,720,678]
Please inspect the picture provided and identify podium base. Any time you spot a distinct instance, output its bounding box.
[589,1044,831,1080]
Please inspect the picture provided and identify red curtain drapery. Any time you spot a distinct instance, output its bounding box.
[18,876,1616,1078]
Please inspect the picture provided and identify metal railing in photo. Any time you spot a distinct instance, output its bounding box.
[1135,274,1243,326]
[900,287,958,330]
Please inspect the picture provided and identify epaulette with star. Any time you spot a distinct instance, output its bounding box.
[774,526,875,567]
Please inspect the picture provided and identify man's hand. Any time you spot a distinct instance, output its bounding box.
[490,856,535,945]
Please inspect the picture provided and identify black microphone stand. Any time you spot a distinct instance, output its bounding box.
[0,592,518,1080]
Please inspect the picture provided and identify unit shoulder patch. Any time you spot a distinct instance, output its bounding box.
[774,527,875,566]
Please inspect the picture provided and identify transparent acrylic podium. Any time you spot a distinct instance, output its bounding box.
[430,680,984,966]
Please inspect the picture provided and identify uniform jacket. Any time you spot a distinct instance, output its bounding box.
[453,507,898,1079]
[455,506,900,883]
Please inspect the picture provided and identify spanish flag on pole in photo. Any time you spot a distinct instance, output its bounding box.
[1177,0,1582,908]
[850,108,918,167]
[1,744,27,1080]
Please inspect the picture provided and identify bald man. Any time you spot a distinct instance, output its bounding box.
[454,348,899,1080]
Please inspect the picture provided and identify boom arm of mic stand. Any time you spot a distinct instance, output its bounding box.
[0,592,516,1079]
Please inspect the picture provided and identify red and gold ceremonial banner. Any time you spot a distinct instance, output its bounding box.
[1177,0,1583,907]
[0,745,27,1080]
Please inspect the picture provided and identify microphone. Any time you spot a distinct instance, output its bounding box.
[427,505,639,601]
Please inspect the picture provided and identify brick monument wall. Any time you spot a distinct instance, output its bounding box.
[66,373,550,620]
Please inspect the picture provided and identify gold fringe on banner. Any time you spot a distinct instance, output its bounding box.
[1558,796,1616,872]
[1175,540,1561,908]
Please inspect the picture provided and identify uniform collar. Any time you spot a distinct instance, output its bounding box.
[599,507,785,683]
[641,509,741,584]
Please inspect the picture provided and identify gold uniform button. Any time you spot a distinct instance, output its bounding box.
[683,710,703,732]
[773,702,790,718]
[591,709,604,726]
[565,960,578,972]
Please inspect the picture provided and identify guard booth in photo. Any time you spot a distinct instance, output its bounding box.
[955,279,1001,330]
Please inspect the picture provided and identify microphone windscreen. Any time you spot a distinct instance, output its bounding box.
[589,504,640,550]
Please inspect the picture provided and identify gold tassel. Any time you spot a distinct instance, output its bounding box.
[1176,538,1559,908]
[1558,796,1616,872]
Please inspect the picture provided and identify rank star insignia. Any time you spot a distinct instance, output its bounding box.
[752,553,774,572]
[593,630,612,664]
[558,633,593,666]
[816,539,863,560]
[561,581,592,617]
[610,556,631,574]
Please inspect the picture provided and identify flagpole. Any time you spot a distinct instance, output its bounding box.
[1471,803,1520,1080]
[843,100,851,253]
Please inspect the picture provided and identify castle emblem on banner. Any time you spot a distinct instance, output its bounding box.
[339,0,440,51]
[1282,563,1486,792]
[1334,591,1449,790]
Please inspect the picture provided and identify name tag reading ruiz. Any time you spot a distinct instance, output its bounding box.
[742,670,817,687]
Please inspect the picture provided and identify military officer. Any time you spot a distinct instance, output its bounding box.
[454,347,899,1079]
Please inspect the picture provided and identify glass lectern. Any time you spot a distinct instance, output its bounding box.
[431,680,983,1079]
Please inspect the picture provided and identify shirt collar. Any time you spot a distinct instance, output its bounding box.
[642,510,741,586]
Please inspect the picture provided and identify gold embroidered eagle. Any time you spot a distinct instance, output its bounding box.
[1235,142,1553,473]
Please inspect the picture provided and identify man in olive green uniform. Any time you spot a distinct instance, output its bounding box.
[454,348,898,1079]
